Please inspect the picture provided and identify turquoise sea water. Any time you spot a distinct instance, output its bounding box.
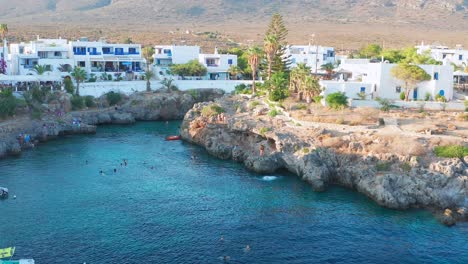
[0,122,467,263]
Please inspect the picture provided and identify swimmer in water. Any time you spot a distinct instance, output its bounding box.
[245,245,251,252]
[99,170,104,175]
[114,168,117,173]
[222,256,230,262]
[220,235,224,241]
[151,166,154,170]
[85,160,88,165]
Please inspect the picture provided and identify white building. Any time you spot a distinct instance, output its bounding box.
[321,59,454,101]
[153,45,237,80]
[416,42,468,67]
[287,45,336,72]
[70,38,145,80]
[8,38,74,76]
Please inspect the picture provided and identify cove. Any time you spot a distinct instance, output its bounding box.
[0,122,467,263]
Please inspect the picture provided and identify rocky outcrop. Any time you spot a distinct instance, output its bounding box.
[181,98,468,225]
[0,89,224,158]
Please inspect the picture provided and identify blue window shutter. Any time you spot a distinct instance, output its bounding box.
[434,72,439,80]
[459,55,463,60]
[360,87,366,93]
[228,59,233,65]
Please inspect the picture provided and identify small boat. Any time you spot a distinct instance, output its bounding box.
[0,187,8,199]
[165,135,181,141]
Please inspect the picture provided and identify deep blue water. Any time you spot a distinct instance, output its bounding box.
[0,122,467,264]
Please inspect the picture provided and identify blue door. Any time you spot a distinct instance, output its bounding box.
[439,90,445,96]
[413,88,418,100]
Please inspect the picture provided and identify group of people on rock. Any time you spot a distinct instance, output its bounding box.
[72,118,82,128]
[17,133,31,146]
[216,113,227,123]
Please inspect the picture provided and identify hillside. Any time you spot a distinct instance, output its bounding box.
[1,0,467,49]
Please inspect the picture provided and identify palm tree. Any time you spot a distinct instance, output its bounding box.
[144,70,154,92]
[302,76,321,103]
[33,64,50,75]
[321,63,335,80]
[142,47,155,91]
[0,24,8,74]
[228,65,242,80]
[160,78,177,92]
[71,66,87,96]
[289,63,311,99]
[263,34,278,80]
[246,46,263,95]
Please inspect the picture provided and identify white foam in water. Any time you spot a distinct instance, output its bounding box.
[261,176,279,181]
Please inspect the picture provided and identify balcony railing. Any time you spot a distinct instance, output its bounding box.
[89,52,102,56]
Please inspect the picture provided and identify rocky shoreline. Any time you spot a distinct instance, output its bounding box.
[0,89,224,158]
[180,96,468,226]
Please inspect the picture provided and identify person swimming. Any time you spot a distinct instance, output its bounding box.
[99,170,104,175]
[113,168,117,173]
[245,245,251,252]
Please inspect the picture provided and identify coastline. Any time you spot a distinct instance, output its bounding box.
[0,89,224,159]
[180,95,468,226]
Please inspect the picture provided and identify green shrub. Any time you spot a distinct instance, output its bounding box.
[376,97,391,112]
[84,96,96,108]
[434,145,468,164]
[70,95,85,110]
[31,86,47,103]
[356,92,366,100]
[201,104,225,117]
[64,78,74,94]
[295,103,307,110]
[302,148,310,154]
[424,92,431,101]
[313,95,323,104]
[268,109,280,117]
[400,162,412,172]
[435,94,447,102]
[31,109,42,120]
[326,92,348,109]
[0,89,17,118]
[186,89,200,100]
[259,127,270,137]
[269,86,289,102]
[464,100,468,112]
[234,84,251,95]
[399,92,406,100]
[376,162,392,171]
[106,92,122,106]
[249,101,260,109]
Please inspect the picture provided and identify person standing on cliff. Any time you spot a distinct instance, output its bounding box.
[259,145,265,156]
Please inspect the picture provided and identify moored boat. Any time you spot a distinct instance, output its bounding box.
[165,135,181,141]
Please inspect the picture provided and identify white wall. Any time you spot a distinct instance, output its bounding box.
[351,99,465,111]
[79,80,253,97]
[321,81,373,99]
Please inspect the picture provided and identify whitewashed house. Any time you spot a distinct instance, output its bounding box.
[153,45,237,80]
[416,42,468,67]
[199,48,237,80]
[287,45,336,72]
[70,38,145,80]
[321,59,454,101]
[8,38,74,76]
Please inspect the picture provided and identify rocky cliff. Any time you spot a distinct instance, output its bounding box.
[0,89,224,158]
[181,96,468,225]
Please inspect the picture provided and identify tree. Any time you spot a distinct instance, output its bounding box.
[264,34,279,80]
[160,78,177,92]
[267,72,289,101]
[141,47,155,91]
[265,13,291,73]
[434,145,468,167]
[170,60,207,78]
[71,66,87,96]
[391,63,431,101]
[145,70,155,92]
[246,46,263,95]
[358,44,382,59]
[302,76,321,103]
[228,65,242,80]
[320,63,335,80]
[33,64,50,75]
[0,24,8,74]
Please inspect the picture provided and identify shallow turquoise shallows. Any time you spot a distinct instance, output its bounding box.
[0,122,467,263]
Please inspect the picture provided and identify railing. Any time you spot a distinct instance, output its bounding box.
[89,52,102,56]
